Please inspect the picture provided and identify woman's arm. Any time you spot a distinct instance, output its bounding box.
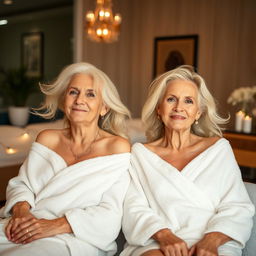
[153,229,189,256]
[188,232,231,256]
[2,143,55,217]
[122,174,169,246]
[203,142,254,250]
[10,215,72,244]
[5,201,32,240]
[64,170,130,251]
[2,141,60,243]
[5,199,73,244]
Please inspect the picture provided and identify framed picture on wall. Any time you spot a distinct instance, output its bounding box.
[153,35,198,78]
[21,32,44,78]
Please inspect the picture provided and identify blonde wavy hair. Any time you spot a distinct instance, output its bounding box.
[34,62,131,138]
[142,65,229,142]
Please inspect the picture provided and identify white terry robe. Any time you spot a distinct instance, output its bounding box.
[0,142,131,256]
[121,139,255,256]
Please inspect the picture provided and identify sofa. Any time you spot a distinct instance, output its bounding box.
[115,182,256,256]
[242,182,256,256]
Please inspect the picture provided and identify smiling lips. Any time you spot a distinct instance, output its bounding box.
[72,107,88,112]
[170,114,186,120]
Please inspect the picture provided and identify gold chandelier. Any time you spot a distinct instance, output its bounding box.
[85,0,122,43]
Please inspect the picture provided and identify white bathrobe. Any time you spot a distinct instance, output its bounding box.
[121,139,254,256]
[0,142,130,256]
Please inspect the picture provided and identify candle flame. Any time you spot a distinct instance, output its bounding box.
[237,110,245,116]
[244,115,252,120]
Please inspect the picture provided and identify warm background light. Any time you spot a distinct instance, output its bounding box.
[114,14,121,24]
[5,147,17,154]
[105,11,110,17]
[85,0,121,43]
[21,132,30,140]
[86,11,95,22]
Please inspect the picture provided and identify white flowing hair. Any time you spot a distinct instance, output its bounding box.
[142,65,229,142]
[34,62,131,138]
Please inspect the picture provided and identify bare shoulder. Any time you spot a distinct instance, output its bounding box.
[35,129,63,148]
[142,138,161,152]
[195,136,221,152]
[106,135,131,154]
[204,136,221,147]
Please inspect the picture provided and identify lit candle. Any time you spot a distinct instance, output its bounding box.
[235,111,245,132]
[243,115,252,133]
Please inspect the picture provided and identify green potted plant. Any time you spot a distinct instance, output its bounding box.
[0,67,39,126]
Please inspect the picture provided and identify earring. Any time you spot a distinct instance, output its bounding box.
[195,119,199,125]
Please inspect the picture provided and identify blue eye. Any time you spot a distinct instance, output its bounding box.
[69,90,78,95]
[185,98,193,104]
[167,97,176,102]
[86,92,95,97]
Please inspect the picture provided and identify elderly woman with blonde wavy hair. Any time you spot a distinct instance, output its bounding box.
[0,62,131,256]
[121,66,254,256]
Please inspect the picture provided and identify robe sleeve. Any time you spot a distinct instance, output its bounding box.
[65,170,130,251]
[1,146,54,217]
[122,161,168,246]
[204,143,255,247]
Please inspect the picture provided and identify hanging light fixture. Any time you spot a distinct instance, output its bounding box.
[85,0,122,43]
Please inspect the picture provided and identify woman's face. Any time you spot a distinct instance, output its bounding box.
[64,73,108,124]
[157,79,201,132]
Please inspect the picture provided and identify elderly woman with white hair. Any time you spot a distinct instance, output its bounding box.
[0,62,131,256]
[121,66,254,256]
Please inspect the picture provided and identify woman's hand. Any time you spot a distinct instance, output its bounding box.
[5,201,33,241]
[188,232,231,256]
[5,201,72,244]
[10,216,72,244]
[153,228,189,256]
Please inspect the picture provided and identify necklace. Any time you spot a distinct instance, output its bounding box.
[69,129,99,161]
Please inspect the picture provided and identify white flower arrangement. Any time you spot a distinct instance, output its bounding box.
[227,86,256,112]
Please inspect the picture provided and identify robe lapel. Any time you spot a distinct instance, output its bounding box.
[35,151,130,204]
[133,143,216,210]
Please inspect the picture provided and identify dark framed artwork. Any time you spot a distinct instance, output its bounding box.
[153,35,198,77]
[21,32,44,78]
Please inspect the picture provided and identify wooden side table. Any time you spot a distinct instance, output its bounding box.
[224,132,256,168]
